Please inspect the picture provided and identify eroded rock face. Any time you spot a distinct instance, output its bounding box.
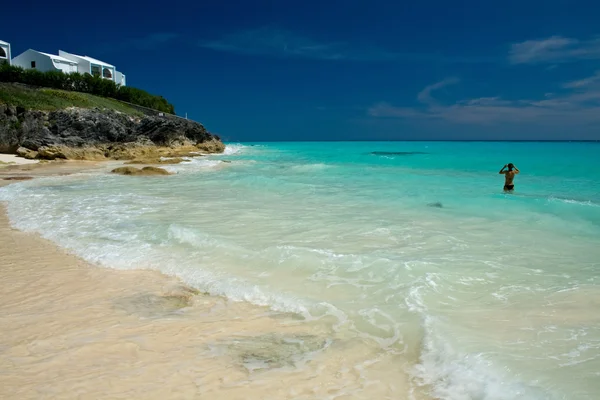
[105,143,207,160]
[0,106,224,160]
[111,166,171,176]
[197,139,226,153]
[0,105,21,153]
[16,146,38,159]
[36,146,107,160]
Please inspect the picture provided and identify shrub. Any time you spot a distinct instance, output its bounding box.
[0,63,175,114]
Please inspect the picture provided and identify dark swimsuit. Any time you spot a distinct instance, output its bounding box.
[504,184,514,191]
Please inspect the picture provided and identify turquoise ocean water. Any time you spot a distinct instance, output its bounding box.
[1,141,599,399]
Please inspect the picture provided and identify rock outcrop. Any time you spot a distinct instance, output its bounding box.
[0,105,224,160]
[111,166,171,176]
[16,146,38,159]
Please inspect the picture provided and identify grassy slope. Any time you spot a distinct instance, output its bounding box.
[0,83,143,116]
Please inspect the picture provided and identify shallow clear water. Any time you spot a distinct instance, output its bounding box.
[2,141,600,399]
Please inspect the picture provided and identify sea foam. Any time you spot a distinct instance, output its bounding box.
[1,141,599,399]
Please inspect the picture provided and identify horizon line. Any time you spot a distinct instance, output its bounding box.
[222,139,600,143]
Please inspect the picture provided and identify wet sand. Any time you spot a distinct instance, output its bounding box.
[0,161,423,400]
[0,160,103,182]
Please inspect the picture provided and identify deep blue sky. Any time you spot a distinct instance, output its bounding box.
[3,0,600,140]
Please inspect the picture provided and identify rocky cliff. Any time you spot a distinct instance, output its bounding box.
[0,105,224,160]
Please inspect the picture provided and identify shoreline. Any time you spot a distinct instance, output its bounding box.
[0,154,39,165]
[0,162,422,399]
[0,202,270,398]
[0,158,107,179]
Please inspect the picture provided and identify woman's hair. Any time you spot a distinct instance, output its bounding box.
[507,163,514,171]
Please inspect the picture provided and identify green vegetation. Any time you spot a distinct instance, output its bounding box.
[0,63,175,114]
[0,82,143,115]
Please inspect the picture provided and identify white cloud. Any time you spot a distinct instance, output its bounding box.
[509,36,600,64]
[562,71,600,88]
[457,97,512,106]
[368,75,600,126]
[416,78,460,105]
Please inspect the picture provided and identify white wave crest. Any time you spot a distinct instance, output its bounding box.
[289,163,331,172]
[406,280,552,400]
[161,158,225,173]
[223,143,246,155]
[549,197,599,207]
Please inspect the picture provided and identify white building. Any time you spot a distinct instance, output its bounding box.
[11,48,126,86]
[0,40,11,65]
[115,70,126,87]
[12,49,78,74]
[58,51,126,86]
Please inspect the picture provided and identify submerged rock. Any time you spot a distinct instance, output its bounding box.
[427,202,443,208]
[114,285,201,318]
[2,176,34,181]
[213,333,328,372]
[114,293,193,318]
[370,151,428,156]
[268,311,306,321]
[111,166,171,176]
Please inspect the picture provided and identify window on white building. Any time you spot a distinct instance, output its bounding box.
[31,61,36,68]
[102,68,112,79]
[0,48,6,58]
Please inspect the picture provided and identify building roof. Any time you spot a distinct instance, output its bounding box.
[81,55,114,68]
[61,51,114,68]
[0,40,9,45]
[38,51,78,64]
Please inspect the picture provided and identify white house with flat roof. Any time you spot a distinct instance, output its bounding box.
[0,40,11,65]
[10,48,126,86]
[12,49,78,74]
[59,50,126,86]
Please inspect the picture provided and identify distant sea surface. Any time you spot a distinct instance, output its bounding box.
[2,141,599,399]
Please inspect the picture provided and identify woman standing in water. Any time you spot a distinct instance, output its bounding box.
[499,163,520,192]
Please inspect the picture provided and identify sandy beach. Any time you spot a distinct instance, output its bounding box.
[0,160,418,400]
[5,141,599,399]
[0,154,39,165]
